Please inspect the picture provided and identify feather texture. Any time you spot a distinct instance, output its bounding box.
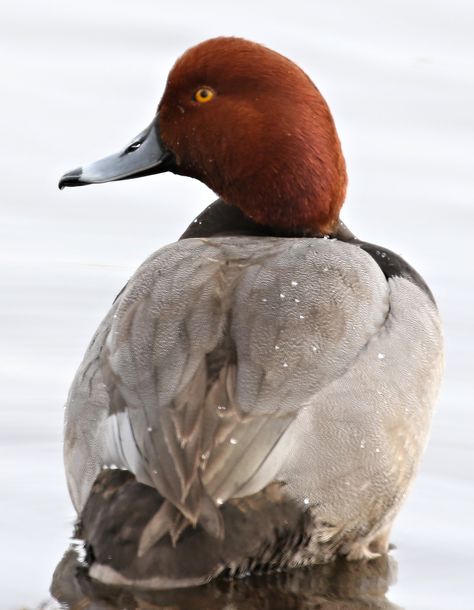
[64,235,442,562]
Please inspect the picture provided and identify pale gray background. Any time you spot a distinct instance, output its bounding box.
[0,0,473,608]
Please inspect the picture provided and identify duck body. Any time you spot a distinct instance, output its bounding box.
[64,201,443,588]
[59,37,443,588]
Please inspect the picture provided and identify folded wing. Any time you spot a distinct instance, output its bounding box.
[67,237,389,551]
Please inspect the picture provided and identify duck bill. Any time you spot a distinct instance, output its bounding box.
[58,115,176,189]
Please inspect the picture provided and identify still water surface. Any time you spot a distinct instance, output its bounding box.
[50,547,401,610]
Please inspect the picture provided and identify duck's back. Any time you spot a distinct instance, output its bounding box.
[65,235,443,586]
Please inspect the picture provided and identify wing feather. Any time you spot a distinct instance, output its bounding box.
[75,237,389,554]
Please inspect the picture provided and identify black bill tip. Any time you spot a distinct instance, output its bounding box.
[58,167,84,190]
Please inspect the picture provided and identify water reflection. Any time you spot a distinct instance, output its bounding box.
[50,546,402,610]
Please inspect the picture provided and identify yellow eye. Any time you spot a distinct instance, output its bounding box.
[194,87,215,103]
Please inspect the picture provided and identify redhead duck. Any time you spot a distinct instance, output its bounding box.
[59,37,443,588]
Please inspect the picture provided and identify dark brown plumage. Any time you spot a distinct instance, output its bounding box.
[79,469,314,587]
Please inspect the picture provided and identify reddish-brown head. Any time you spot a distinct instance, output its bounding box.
[159,37,347,234]
[59,37,347,234]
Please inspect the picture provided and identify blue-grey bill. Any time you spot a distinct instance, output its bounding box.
[58,117,175,189]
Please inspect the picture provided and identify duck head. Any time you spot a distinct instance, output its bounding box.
[59,37,347,235]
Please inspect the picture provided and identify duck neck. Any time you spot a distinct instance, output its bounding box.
[180,199,354,241]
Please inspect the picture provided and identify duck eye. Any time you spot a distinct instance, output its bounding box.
[194,87,215,104]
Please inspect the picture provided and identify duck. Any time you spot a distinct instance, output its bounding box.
[59,36,444,589]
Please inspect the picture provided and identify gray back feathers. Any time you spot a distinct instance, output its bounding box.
[65,236,443,554]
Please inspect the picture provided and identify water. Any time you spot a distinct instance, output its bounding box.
[50,548,402,609]
[0,1,473,608]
